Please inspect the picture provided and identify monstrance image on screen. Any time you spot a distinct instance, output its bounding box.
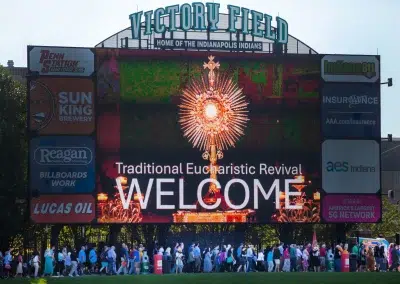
[175,55,253,222]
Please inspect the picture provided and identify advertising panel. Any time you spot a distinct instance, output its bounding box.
[31,195,95,223]
[322,83,380,138]
[95,49,322,224]
[322,194,381,223]
[28,46,94,77]
[322,140,380,194]
[30,136,95,194]
[321,55,380,83]
[29,78,94,135]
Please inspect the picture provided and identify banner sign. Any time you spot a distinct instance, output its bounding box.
[29,78,95,135]
[322,140,380,194]
[321,55,380,83]
[28,46,94,77]
[31,195,95,223]
[321,83,380,138]
[129,3,288,43]
[30,136,95,194]
[154,39,263,51]
[322,195,381,223]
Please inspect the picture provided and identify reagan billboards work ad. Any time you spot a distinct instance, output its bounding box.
[96,49,321,224]
[29,136,95,195]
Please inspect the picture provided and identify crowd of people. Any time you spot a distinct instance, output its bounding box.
[0,241,399,279]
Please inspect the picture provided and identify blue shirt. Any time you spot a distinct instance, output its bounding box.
[133,250,140,263]
[193,247,201,258]
[107,249,114,259]
[79,250,86,263]
[267,251,273,262]
[89,249,97,263]
[65,255,71,266]
[4,254,12,265]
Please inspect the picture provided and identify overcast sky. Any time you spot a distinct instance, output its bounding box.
[1,0,398,136]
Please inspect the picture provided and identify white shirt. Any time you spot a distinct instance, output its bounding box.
[257,252,264,261]
[175,252,183,266]
[33,256,39,263]
[296,248,302,258]
[312,250,320,257]
[302,249,309,260]
[246,247,253,257]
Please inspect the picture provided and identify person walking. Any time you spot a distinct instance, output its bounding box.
[32,251,40,278]
[15,252,24,277]
[193,243,201,273]
[389,244,399,272]
[69,249,79,277]
[366,247,375,272]
[302,246,310,272]
[43,247,54,276]
[273,244,281,272]
[282,246,291,272]
[246,245,254,272]
[227,247,235,272]
[320,244,327,271]
[175,247,184,274]
[56,249,65,276]
[311,245,320,272]
[290,244,297,272]
[128,248,135,275]
[89,247,97,274]
[78,246,86,275]
[107,246,117,275]
[203,248,212,273]
[267,248,274,272]
[99,246,109,275]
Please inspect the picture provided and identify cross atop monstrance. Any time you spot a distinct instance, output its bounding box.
[203,56,220,87]
[179,55,249,209]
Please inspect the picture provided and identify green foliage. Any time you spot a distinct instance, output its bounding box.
[246,225,279,247]
[356,197,400,238]
[0,66,27,249]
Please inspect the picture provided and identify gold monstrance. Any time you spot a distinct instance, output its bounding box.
[175,56,253,222]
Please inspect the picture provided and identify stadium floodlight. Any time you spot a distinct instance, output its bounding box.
[381,78,393,87]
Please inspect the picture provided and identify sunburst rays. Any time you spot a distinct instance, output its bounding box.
[179,57,249,151]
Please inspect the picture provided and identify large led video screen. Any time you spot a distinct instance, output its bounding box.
[95,49,322,223]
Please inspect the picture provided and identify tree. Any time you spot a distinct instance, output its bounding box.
[357,197,400,238]
[0,65,28,251]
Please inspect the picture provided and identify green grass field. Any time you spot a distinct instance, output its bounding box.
[3,273,400,284]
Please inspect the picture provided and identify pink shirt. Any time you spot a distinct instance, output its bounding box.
[320,247,326,257]
[284,249,290,259]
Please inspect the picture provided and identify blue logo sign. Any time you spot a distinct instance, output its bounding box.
[326,161,349,172]
[30,136,95,194]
